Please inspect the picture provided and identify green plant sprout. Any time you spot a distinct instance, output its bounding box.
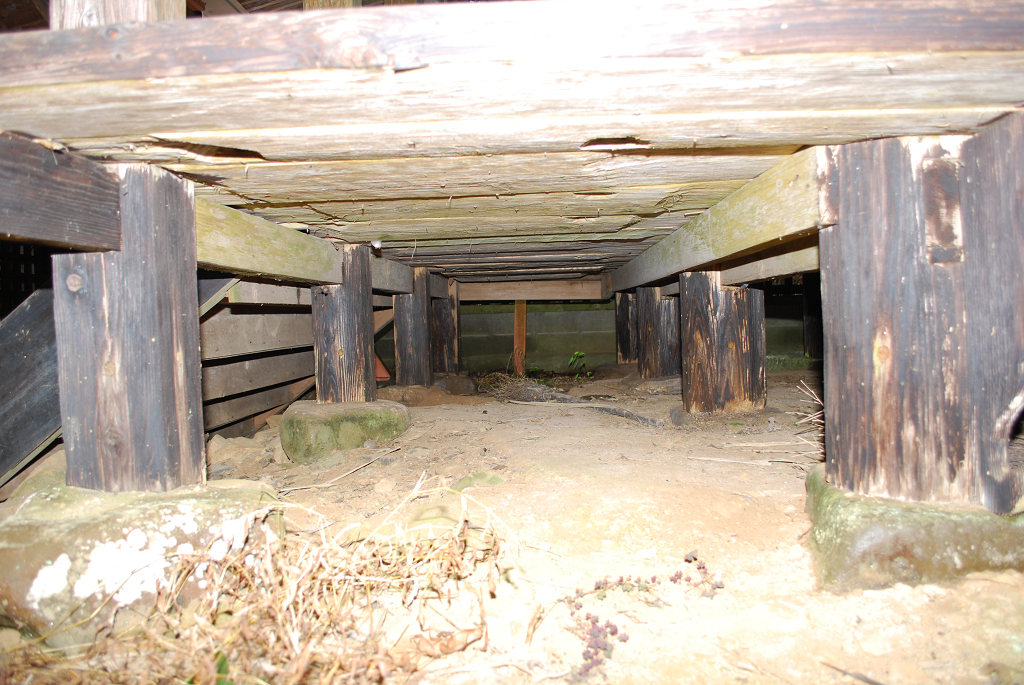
[568,351,591,380]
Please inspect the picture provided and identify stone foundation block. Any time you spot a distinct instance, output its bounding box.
[280,400,410,463]
[806,466,1024,590]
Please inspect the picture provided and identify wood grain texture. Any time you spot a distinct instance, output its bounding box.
[4,1,1023,87]
[203,376,315,430]
[818,134,1021,509]
[636,287,680,379]
[720,246,818,286]
[0,289,61,488]
[369,254,412,294]
[197,272,238,316]
[615,292,638,365]
[195,197,344,284]
[0,132,120,251]
[200,307,313,360]
[679,272,719,413]
[459,279,606,302]
[393,266,432,386]
[201,349,314,401]
[50,0,183,30]
[430,280,460,375]
[612,148,829,291]
[228,281,312,306]
[54,164,203,492]
[311,244,375,403]
[512,300,527,376]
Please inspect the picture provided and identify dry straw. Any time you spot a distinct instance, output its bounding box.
[1,478,511,684]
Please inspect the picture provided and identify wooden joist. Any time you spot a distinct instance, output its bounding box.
[0,132,120,251]
[459,278,609,302]
[611,148,835,291]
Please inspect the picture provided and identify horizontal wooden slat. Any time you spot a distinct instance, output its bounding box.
[195,198,345,284]
[2,1,1021,88]
[373,308,394,334]
[611,148,831,291]
[228,281,311,306]
[0,132,120,250]
[199,306,313,360]
[720,246,819,286]
[369,254,412,293]
[460,279,608,302]
[202,349,314,401]
[203,376,314,430]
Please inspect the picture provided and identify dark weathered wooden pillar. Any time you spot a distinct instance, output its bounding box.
[820,116,1024,513]
[394,266,432,386]
[679,271,766,413]
[431,278,461,374]
[802,272,823,359]
[52,165,204,492]
[636,286,680,378]
[615,292,638,365]
[311,244,375,403]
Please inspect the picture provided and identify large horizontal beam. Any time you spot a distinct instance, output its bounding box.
[0,132,120,250]
[2,1,1020,88]
[611,148,834,291]
[459,278,610,302]
[195,198,345,284]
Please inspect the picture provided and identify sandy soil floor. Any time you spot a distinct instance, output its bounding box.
[208,370,1024,685]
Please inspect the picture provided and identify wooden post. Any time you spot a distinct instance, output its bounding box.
[50,0,184,30]
[394,267,432,386]
[311,244,375,403]
[802,272,823,359]
[52,165,204,492]
[678,272,766,413]
[615,292,638,365]
[513,299,527,376]
[431,278,461,375]
[636,287,680,379]
[820,118,1024,514]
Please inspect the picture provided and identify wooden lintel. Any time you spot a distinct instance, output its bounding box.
[195,198,345,284]
[459,278,609,302]
[200,306,312,360]
[369,254,413,293]
[611,148,834,291]
[201,349,314,402]
[429,273,448,299]
[228,281,312,306]
[657,246,820,294]
[0,132,120,251]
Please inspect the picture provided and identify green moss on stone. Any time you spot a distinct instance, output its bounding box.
[280,401,410,464]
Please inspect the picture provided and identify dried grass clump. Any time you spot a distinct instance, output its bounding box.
[791,380,825,462]
[474,372,519,392]
[1,484,509,684]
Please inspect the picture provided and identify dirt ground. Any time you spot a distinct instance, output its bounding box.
[207,370,1024,685]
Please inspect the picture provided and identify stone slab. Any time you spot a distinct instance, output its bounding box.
[0,472,281,647]
[280,400,411,464]
[805,466,1024,590]
[432,374,478,396]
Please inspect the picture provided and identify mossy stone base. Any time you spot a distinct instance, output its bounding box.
[280,400,410,464]
[806,466,1024,590]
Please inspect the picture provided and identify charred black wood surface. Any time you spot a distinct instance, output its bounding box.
[394,267,432,386]
[431,289,461,375]
[615,292,638,365]
[821,117,1024,513]
[636,286,680,379]
[53,165,203,492]
[311,244,375,403]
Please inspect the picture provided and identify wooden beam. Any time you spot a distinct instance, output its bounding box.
[431,279,460,375]
[50,0,183,30]
[195,198,345,284]
[198,273,239,316]
[311,244,376,402]
[721,246,819,286]
[201,350,314,401]
[611,148,835,291]
[459,279,608,302]
[53,164,203,492]
[369,254,412,294]
[5,2,1022,88]
[204,376,314,430]
[228,281,312,306]
[513,300,527,377]
[0,132,120,251]
[373,307,394,334]
[394,267,432,386]
[428,273,448,299]
[200,307,312,360]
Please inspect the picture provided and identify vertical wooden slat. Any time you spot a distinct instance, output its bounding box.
[615,292,638,365]
[54,165,203,492]
[311,244,375,403]
[513,299,527,376]
[431,279,461,375]
[394,267,432,386]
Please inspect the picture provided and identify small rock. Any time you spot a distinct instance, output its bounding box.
[433,374,478,396]
[206,434,229,457]
[280,400,411,464]
[0,627,23,650]
[228,437,263,450]
[265,415,284,429]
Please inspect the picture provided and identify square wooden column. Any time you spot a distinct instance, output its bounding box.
[636,286,680,379]
[394,267,432,386]
[430,278,461,374]
[50,0,184,30]
[820,116,1024,514]
[311,244,375,403]
[678,272,766,413]
[52,165,204,492]
[615,292,638,365]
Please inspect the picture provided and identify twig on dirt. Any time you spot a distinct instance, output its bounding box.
[278,449,398,495]
[687,456,778,467]
[507,400,664,427]
[821,661,890,685]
